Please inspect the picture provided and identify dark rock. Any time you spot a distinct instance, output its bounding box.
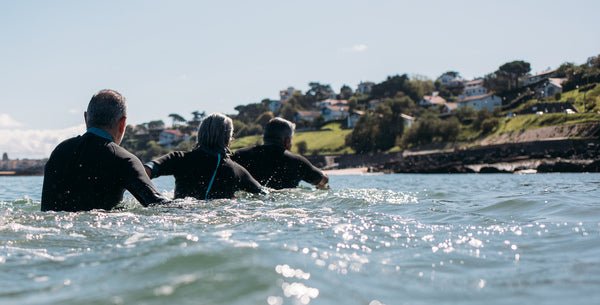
[537,162,585,173]
[479,166,511,174]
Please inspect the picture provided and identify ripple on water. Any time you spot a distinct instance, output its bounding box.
[2,174,600,305]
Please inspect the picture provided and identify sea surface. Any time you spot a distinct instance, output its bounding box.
[1,174,600,305]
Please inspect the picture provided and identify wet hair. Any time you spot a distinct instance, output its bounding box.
[263,117,295,145]
[86,89,127,128]
[197,113,233,154]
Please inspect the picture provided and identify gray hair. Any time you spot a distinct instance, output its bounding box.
[263,117,295,145]
[86,89,127,128]
[197,113,233,153]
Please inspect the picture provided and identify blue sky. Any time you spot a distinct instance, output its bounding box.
[1,0,599,158]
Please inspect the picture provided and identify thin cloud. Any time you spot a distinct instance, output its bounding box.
[341,44,369,53]
[0,113,24,129]
[0,124,85,159]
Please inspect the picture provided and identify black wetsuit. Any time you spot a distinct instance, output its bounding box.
[146,148,262,199]
[41,131,169,212]
[232,144,325,189]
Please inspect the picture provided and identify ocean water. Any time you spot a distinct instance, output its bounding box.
[1,174,600,305]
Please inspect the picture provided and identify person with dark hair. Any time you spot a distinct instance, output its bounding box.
[41,89,169,212]
[232,117,328,190]
[144,113,263,199]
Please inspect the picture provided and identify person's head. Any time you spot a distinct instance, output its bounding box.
[263,117,295,150]
[85,89,127,144]
[196,113,234,154]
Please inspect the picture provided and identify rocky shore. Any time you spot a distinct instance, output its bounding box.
[381,138,600,173]
[308,123,600,174]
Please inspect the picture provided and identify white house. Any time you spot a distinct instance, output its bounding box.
[520,69,557,87]
[270,87,301,113]
[316,99,348,108]
[321,104,349,122]
[356,81,375,95]
[437,72,464,87]
[456,94,502,112]
[540,78,567,98]
[158,129,184,147]
[419,92,447,107]
[460,79,487,99]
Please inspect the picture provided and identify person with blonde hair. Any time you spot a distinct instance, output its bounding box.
[145,113,262,199]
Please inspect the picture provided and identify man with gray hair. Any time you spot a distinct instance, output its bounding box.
[232,117,328,190]
[41,89,169,211]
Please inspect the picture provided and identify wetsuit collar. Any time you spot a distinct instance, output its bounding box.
[196,146,228,157]
[86,127,114,142]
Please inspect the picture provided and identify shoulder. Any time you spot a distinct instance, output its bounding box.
[283,150,312,164]
[52,135,81,152]
[223,157,250,174]
[232,146,257,157]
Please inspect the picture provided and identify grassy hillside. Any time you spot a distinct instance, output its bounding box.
[231,122,354,155]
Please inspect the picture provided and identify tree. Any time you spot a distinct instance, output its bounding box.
[168,113,186,128]
[279,103,298,122]
[346,113,379,153]
[346,96,417,152]
[306,82,335,102]
[338,84,354,100]
[234,103,268,124]
[370,74,421,102]
[147,120,165,130]
[255,111,274,126]
[498,60,531,89]
[409,76,435,100]
[296,141,308,155]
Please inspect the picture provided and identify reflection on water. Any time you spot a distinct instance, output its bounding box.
[1,174,600,305]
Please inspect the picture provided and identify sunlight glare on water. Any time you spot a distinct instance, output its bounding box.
[1,174,600,305]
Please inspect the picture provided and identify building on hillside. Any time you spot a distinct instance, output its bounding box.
[158,129,184,147]
[539,78,567,98]
[316,99,349,108]
[456,93,502,112]
[419,92,447,107]
[459,79,487,99]
[321,104,349,122]
[520,69,557,87]
[294,110,321,124]
[441,102,459,114]
[356,81,375,95]
[437,72,464,88]
[347,110,364,128]
[270,87,301,113]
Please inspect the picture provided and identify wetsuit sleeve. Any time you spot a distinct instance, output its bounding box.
[296,155,326,185]
[235,162,263,194]
[41,149,62,211]
[146,151,184,178]
[119,150,170,206]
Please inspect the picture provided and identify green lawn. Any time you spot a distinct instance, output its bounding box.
[495,112,600,134]
[561,85,600,112]
[231,122,354,155]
